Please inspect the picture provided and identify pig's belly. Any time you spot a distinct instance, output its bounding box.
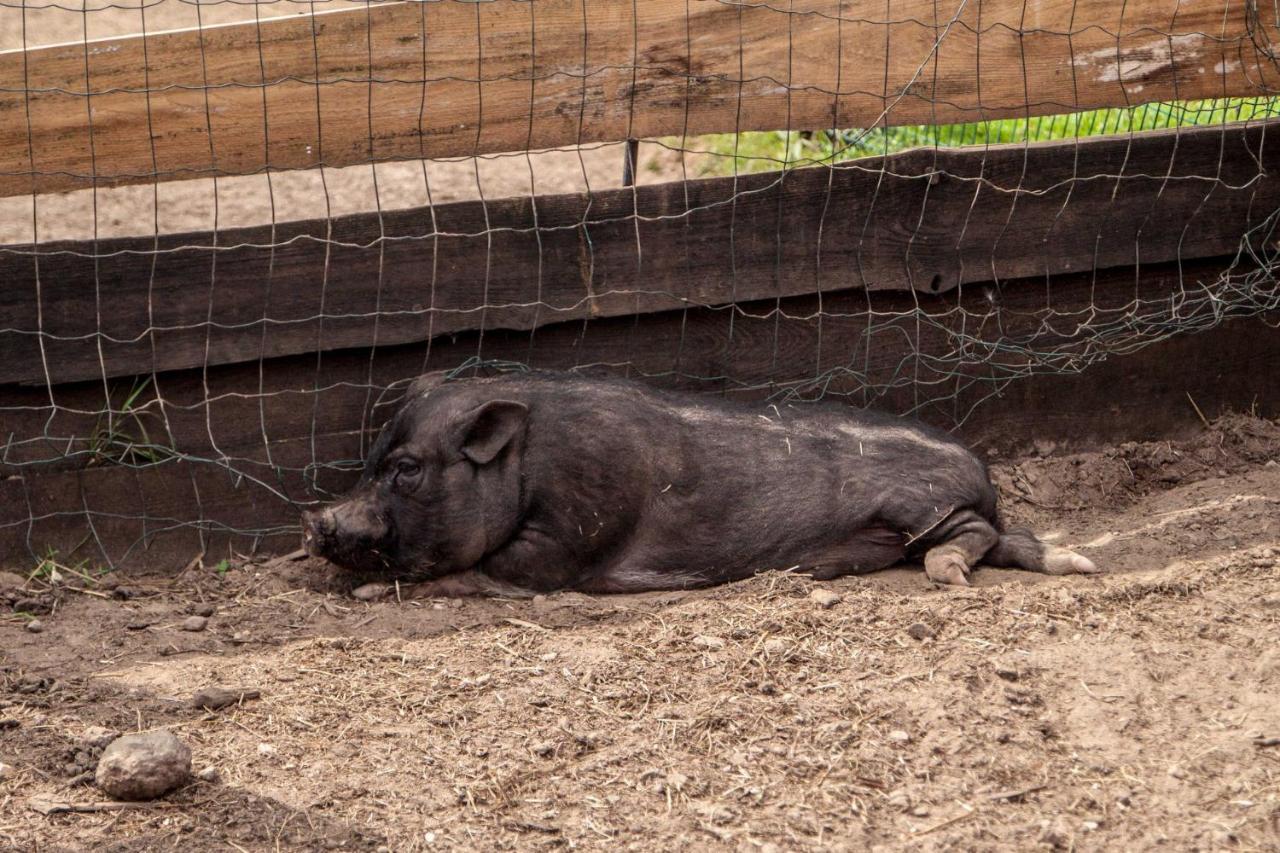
[589,523,908,592]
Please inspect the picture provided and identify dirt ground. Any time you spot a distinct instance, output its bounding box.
[1,415,1278,851]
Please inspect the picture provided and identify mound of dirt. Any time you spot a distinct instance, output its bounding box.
[991,414,1279,516]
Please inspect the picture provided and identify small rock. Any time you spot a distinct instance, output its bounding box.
[762,637,789,656]
[191,603,216,618]
[230,631,251,643]
[351,583,391,602]
[906,622,934,641]
[994,666,1020,682]
[196,766,220,783]
[25,619,43,634]
[256,743,277,757]
[192,687,261,711]
[14,598,50,615]
[94,731,191,801]
[809,588,841,609]
[0,571,26,590]
[0,762,13,782]
[1266,459,1277,468]
[692,635,725,651]
[1081,820,1099,832]
[888,729,912,744]
[180,616,208,632]
[661,771,689,794]
[125,620,152,631]
[1168,765,1186,780]
[79,726,120,751]
[531,741,555,757]
[886,789,912,811]
[912,805,930,817]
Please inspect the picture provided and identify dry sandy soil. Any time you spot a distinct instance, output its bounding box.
[0,0,713,246]
[1,415,1278,851]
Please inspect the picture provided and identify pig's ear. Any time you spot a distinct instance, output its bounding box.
[454,400,529,465]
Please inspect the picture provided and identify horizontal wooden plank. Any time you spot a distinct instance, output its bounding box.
[3,264,1277,572]
[1,0,1276,198]
[2,122,1276,386]
[0,253,1267,472]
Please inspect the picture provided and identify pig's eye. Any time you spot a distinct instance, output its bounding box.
[394,459,421,478]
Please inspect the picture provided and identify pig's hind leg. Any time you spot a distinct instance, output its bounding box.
[984,528,1099,576]
[917,509,1000,587]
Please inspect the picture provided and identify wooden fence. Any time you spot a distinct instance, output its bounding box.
[1,0,1279,571]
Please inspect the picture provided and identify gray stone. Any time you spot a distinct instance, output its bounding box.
[94,731,191,800]
[906,622,935,641]
[180,616,208,632]
[24,619,43,634]
[79,726,120,751]
[809,588,842,609]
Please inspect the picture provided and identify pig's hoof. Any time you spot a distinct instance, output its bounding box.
[1043,547,1100,576]
[924,547,971,587]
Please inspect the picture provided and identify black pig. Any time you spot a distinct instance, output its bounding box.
[301,372,1097,596]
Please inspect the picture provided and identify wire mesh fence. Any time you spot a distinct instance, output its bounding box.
[1,0,1279,569]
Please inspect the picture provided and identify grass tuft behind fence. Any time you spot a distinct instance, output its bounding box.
[682,98,1280,176]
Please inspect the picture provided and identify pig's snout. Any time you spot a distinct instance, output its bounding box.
[301,508,335,557]
[301,501,391,564]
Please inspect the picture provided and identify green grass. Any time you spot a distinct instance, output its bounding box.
[87,377,175,467]
[684,97,1280,177]
[28,545,107,587]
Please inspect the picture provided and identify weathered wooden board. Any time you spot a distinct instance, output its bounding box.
[1,0,1276,197]
[3,122,1275,385]
[3,254,1277,572]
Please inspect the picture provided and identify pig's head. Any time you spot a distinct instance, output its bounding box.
[300,388,529,577]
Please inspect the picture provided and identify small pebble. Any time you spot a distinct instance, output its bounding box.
[762,637,789,655]
[95,731,191,800]
[906,622,934,641]
[888,729,912,744]
[257,743,278,757]
[692,635,725,651]
[79,726,120,751]
[351,583,391,602]
[0,762,13,781]
[25,619,43,634]
[912,805,930,817]
[196,766,220,783]
[180,616,208,632]
[192,686,261,711]
[1168,765,1186,780]
[886,789,912,810]
[191,603,215,618]
[809,588,841,609]
[531,741,555,757]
